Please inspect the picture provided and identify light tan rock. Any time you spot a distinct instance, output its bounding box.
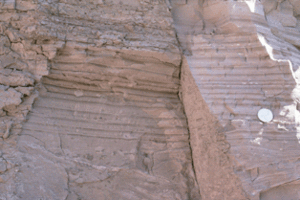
[0,86,22,110]
[173,0,300,199]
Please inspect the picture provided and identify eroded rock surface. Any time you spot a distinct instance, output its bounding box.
[0,1,200,199]
[172,0,300,199]
[1,0,300,199]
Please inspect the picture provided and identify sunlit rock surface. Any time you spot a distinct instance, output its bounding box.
[173,0,300,199]
[1,0,300,199]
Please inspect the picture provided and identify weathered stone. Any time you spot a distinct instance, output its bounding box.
[0,86,22,110]
[173,0,300,199]
[16,0,36,11]
[0,0,199,199]
[1,0,300,199]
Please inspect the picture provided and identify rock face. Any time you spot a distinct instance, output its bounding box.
[0,1,200,199]
[0,0,300,199]
[172,0,300,199]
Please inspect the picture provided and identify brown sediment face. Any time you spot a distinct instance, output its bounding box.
[1,0,300,199]
[0,1,200,199]
[16,48,199,200]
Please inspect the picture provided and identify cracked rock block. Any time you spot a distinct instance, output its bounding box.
[0,0,200,199]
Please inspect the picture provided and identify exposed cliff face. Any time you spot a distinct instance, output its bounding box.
[1,0,300,199]
[172,0,300,199]
[0,1,200,199]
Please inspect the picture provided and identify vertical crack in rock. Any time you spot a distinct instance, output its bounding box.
[176,34,201,199]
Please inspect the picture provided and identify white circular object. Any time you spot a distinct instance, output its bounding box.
[257,108,273,123]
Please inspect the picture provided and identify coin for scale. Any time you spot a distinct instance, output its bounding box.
[257,108,273,123]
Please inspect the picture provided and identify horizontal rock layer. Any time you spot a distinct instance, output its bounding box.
[17,47,199,199]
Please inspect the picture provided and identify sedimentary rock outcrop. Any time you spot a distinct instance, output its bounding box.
[172,0,300,199]
[1,0,300,199]
[0,1,200,199]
